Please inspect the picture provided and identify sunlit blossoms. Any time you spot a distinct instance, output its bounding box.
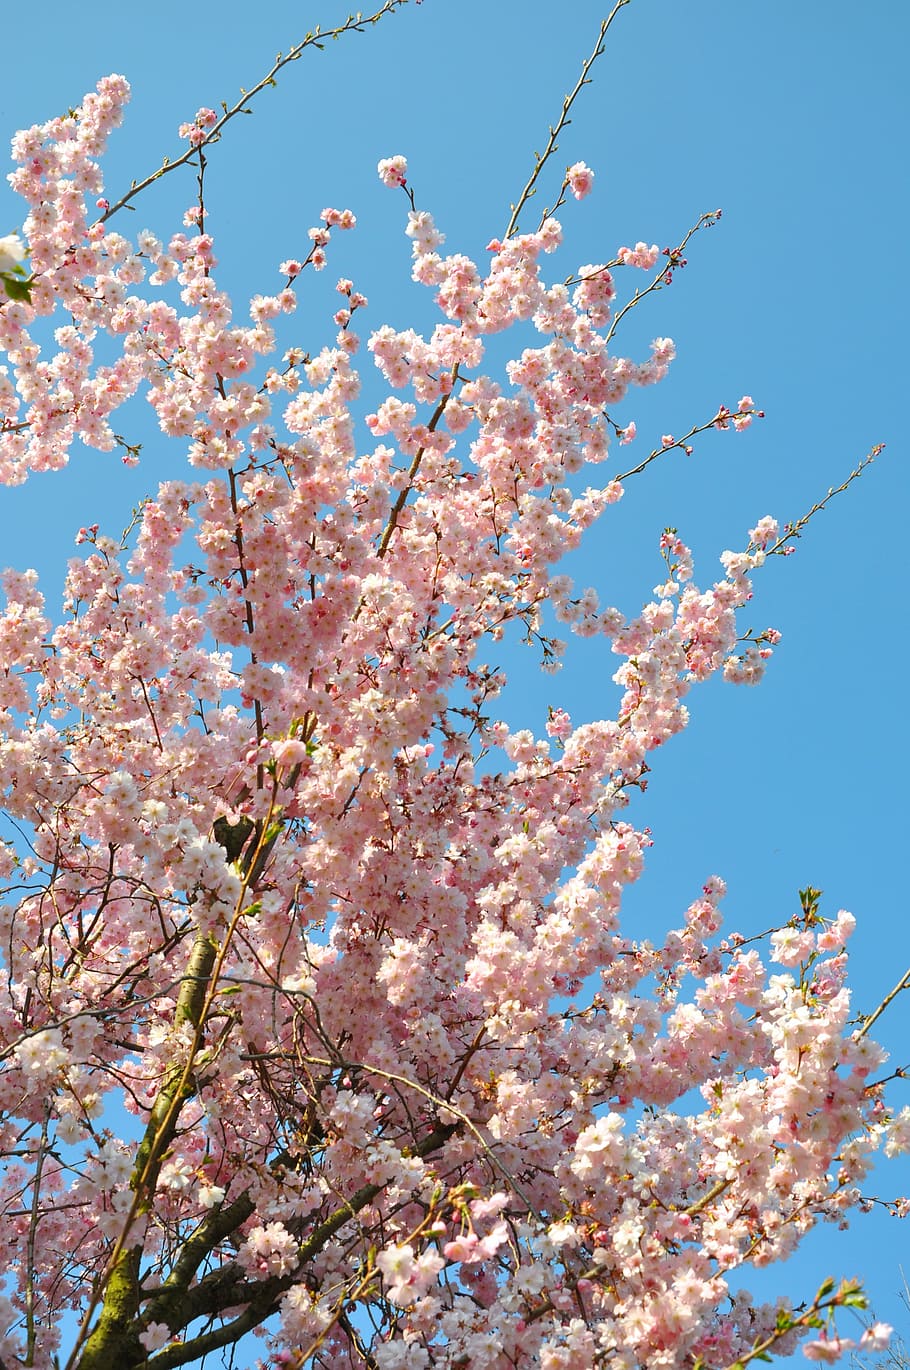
[0,10,901,1370]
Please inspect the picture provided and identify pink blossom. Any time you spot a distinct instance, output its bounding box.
[377,154,408,188]
[271,738,309,769]
[749,515,779,548]
[859,1323,893,1351]
[139,1324,172,1353]
[566,160,595,199]
[803,1335,856,1362]
[0,43,895,1370]
[443,1232,483,1263]
[770,926,816,966]
[546,708,572,740]
[321,207,356,229]
[617,241,660,269]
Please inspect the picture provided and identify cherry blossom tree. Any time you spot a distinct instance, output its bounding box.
[0,4,906,1369]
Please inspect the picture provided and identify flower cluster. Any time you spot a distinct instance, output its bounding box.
[0,67,896,1370]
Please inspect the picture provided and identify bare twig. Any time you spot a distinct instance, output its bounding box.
[603,209,721,347]
[857,966,910,1042]
[98,3,412,224]
[305,1051,543,1220]
[767,447,883,557]
[503,1,632,240]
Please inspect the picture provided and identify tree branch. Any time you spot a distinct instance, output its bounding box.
[98,3,413,224]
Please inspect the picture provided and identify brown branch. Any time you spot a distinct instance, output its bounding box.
[141,1122,457,1370]
[376,367,460,560]
[683,1176,733,1218]
[24,1112,51,1367]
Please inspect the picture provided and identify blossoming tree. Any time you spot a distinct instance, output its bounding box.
[0,4,905,1368]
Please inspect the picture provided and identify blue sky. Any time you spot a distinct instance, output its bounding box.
[2,0,908,1360]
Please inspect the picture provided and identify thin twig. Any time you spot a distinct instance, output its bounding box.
[766,447,883,556]
[305,1051,544,1220]
[857,966,910,1042]
[614,401,758,483]
[98,2,412,225]
[603,210,720,347]
[503,0,632,240]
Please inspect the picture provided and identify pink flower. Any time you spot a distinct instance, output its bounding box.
[749,515,779,549]
[321,207,356,229]
[443,1232,482,1263]
[803,1335,856,1362]
[177,109,216,146]
[567,161,595,199]
[376,1243,443,1306]
[139,1324,172,1353]
[546,708,572,740]
[859,1323,893,1352]
[770,926,815,966]
[817,909,857,951]
[617,241,660,269]
[377,155,408,188]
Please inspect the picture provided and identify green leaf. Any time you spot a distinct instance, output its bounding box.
[263,819,285,845]
[799,885,823,918]
[0,272,34,302]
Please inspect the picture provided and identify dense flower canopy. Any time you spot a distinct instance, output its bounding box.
[0,8,905,1370]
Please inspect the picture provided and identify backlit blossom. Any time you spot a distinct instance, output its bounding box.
[803,1335,856,1362]
[859,1324,893,1352]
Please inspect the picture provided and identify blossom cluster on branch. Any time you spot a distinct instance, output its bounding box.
[0,13,904,1370]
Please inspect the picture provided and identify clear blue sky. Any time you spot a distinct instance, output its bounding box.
[2,0,908,1359]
